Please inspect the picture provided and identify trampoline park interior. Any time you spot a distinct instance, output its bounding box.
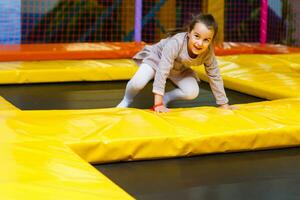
[1,0,300,199]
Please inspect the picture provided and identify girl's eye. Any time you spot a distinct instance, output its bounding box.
[204,39,210,43]
[194,35,199,38]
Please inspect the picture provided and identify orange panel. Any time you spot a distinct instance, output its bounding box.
[215,42,300,56]
[0,42,145,61]
[0,42,300,61]
[215,42,255,55]
[254,44,300,54]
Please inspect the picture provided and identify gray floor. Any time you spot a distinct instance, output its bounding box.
[0,80,262,110]
[1,81,299,200]
[97,147,300,200]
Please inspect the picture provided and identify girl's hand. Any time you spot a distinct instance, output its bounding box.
[152,104,170,113]
[218,104,237,110]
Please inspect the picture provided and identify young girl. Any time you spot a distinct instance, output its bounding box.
[117,14,232,112]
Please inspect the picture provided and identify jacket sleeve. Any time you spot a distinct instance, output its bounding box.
[204,50,229,105]
[152,38,180,95]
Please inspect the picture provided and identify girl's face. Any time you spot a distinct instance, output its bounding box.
[187,22,214,58]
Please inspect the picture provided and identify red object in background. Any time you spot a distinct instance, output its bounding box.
[0,42,299,62]
[0,42,146,61]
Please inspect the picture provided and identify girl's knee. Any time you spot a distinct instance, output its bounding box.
[184,87,199,100]
[127,79,145,91]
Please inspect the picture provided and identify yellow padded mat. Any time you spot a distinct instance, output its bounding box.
[0,141,133,200]
[195,54,300,100]
[0,59,137,83]
[1,98,300,163]
[3,53,300,199]
[0,96,19,110]
[269,53,300,71]
[1,54,300,101]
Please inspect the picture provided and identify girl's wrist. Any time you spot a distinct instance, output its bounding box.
[151,103,164,111]
[154,93,164,106]
[153,102,164,107]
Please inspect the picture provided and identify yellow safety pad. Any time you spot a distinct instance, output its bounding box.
[194,54,300,100]
[1,98,300,163]
[272,53,300,71]
[0,96,19,110]
[0,59,137,84]
[1,54,300,101]
[0,141,133,200]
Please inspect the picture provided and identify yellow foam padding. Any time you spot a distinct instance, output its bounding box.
[0,140,133,200]
[1,54,300,100]
[0,96,19,110]
[194,54,300,100]
[0,59,137,84]
[272,53,300,71]
[1,98,300,163]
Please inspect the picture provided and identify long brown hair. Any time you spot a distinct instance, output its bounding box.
[167,14,218,40]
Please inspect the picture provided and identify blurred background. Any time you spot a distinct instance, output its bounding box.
[0,0,299,46]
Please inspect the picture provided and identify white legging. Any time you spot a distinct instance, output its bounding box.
[117,63,199,107]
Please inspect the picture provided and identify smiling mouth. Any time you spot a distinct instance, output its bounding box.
[194,46,202,51]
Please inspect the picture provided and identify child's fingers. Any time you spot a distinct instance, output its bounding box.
[154,105,170,113]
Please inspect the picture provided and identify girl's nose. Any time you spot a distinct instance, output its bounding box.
[195,40,203,47]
